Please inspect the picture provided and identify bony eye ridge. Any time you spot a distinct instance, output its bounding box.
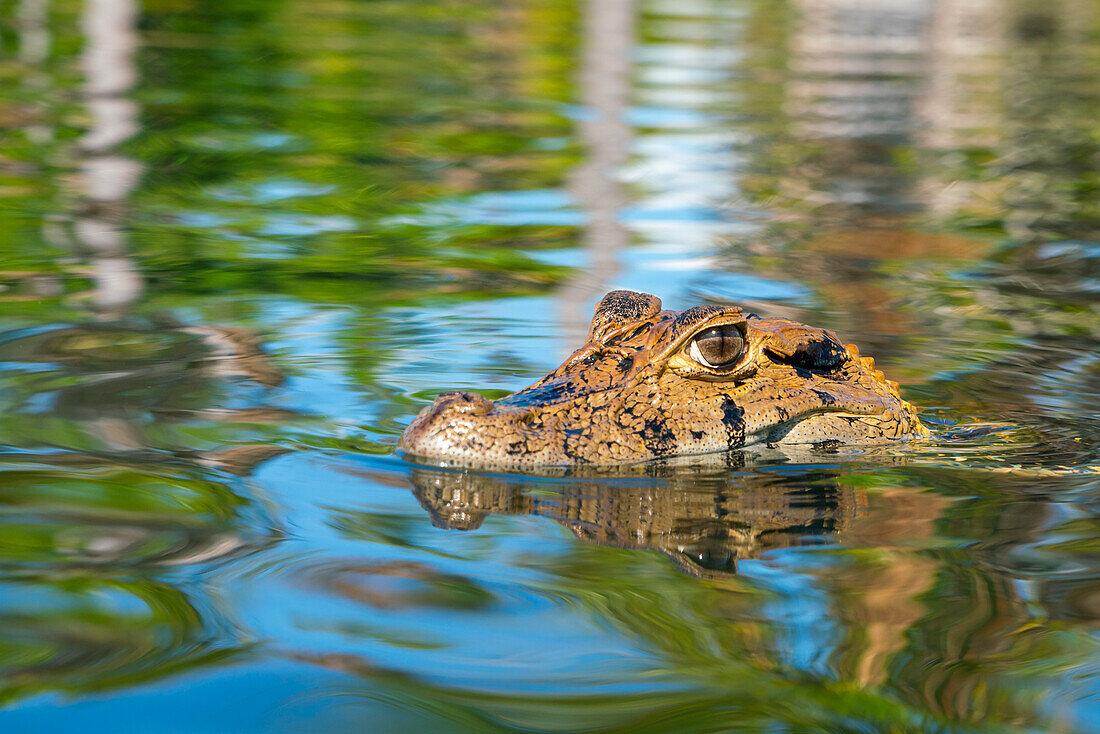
[689,325,744,368]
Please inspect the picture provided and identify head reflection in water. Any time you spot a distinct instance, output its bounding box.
[408,466,865,577]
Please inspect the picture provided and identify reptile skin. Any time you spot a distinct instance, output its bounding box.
[399,290,928,467]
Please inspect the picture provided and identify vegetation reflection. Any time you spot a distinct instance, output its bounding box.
[0,0,1097,731]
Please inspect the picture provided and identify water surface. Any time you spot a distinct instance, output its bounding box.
[1,0,1099,731]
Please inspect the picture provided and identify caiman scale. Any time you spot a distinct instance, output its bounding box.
[399,290,928,467]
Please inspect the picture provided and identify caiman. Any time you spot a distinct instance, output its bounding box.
[399,290,928,467]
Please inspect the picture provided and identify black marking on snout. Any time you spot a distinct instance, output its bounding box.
[580,352,602,366]
[501,368,619,408]
[641,417,677,458]
[607,324,650,346]
[720,396,746,448]
[766,333,847,372]
[501,378,584,408]
[561,428,591,463]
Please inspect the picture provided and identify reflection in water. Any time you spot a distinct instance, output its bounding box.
[559,0,633,342]
[1,0,1100,731]
[0,578,244,705]
[405,464,948,695]
[791,0,1005,148]
[77,0,143,312]
[305,558,495,612]
[0,454,270,702]
[0,321,287,447]
[0,0,286,700]
[409,465,866,577]
[0,318,284,704]
[357,460,1087,729]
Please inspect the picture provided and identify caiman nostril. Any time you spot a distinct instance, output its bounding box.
[434,390,494,416]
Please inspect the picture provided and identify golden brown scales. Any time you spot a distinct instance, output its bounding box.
[399,290,928,467]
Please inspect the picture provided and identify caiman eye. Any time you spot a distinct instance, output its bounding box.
[689,325,744,368]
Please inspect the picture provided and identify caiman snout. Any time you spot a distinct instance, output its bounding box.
[400,389,534,466]
[433,391,495,417]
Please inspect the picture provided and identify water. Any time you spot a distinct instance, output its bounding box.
[1,0,1099,731]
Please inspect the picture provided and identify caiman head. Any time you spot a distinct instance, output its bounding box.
[398,290,928,467]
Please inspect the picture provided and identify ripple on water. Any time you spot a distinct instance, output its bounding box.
[2,0,1100,729]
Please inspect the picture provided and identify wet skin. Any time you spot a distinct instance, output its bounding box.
[399,290,928,467]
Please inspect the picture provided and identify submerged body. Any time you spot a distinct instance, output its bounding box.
[399,290,928,467]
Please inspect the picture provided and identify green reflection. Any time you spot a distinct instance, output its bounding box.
[374,462,1098,732]
[129,0,579,298]
[0,577,244,706]
[0,0,1099,731]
